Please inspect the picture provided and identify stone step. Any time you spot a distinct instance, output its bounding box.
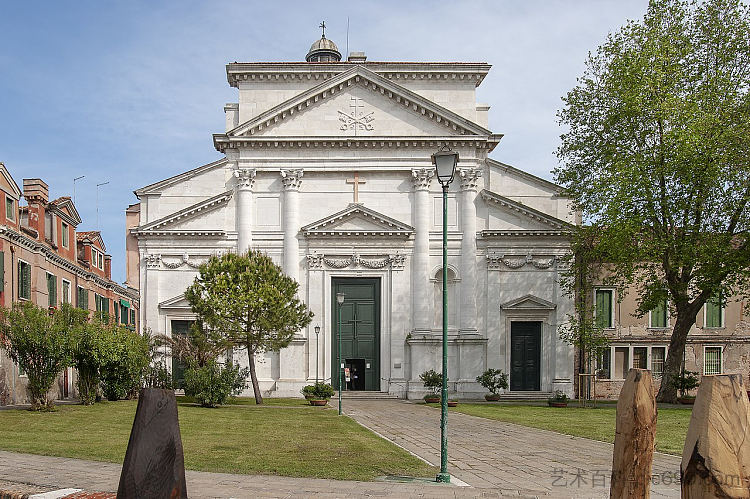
[497,391,554,401]
[335,391,401,400]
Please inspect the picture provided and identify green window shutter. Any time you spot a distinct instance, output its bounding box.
[0,251,4,289]
[84,289,89,309]
[705,295,722,328]
[130,309,135,326]
[47,274,57,308]
[595,290,612,329]
[114,302,119,323]
[651,299,667,328]
[19,262,31,300]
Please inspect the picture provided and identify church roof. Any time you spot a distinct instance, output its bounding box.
[215,65,500,152]
[301,203,413,239]
[134,157,227,196]
[480,190,572,231]
[487,159,564,194]
[133,189,233,234]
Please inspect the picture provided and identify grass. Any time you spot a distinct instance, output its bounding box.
[0,400,434,481]
[176,395,309,407]
[446,402,691,455]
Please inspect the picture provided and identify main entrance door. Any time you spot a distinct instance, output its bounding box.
[171,319,193,389]
[510,321,541,391]
[332,278,380,391]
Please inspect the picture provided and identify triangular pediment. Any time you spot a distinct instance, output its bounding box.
[481,190,572,233]
[158,294,192,310]
[134,190,233,234]
[135,158,227,196]
[0,163,21,199]
[223,66,493,140]
[302,203,413,238]
[49,197,82,226]
[501,294,557,311]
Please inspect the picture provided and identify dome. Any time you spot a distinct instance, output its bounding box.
[306,36,341,62]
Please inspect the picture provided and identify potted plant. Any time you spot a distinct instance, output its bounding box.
[307,382,334,406]
[548,390,569,408]
[476,368,508,401]
[301,384,315,400]
[447,398,458,407]
[420,369,442,403]
[672,370,700,404]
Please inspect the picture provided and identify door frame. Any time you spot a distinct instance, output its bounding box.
[502,307,554,392]
[331,277,381,391]
[510,321,542,391]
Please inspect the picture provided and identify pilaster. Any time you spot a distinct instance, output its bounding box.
[234,167,255,254]
[411,168,433,334]
[281,169,303,281]
[458,167,482,334]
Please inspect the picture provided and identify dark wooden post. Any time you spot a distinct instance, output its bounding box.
[117,388,187,499]
[681,374,750,498]
[610,368,657,499]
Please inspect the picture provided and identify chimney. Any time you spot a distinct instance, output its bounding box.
[104,255,112,280]
[347,52,367,63]
[22,178,49,239]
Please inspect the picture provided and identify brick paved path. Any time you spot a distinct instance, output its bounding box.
[344,400,682,498]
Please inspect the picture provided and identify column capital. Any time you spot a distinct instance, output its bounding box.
[234,168,256,190]
[458,167,482,191]
[411,168,435,191]
[280,169,304,191]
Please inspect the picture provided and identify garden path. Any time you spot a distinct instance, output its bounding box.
[344,399,682,498]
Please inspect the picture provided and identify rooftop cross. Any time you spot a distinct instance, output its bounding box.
[319,21,326,38]
[346,172,366,203]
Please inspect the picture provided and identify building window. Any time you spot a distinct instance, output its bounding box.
[95,294,109,321]
[614,347,629,379]
[633,347,648,369]
[651,347,666,378]
[704,346,722,375]
[77,286,89,310]
[18,260,31,300]
[5,197,14,221]
[596,348,611,379]
[130,309,136,328]
[594,289,614,329]
[62,222,69,248]
[704,294,724,328]
[62,280,71,304]
[649,298,668,328]
[91,248,104,271]
[46,273,57,308]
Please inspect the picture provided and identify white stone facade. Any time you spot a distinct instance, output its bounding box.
[131,47,576,399]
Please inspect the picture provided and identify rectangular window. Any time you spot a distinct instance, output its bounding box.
[633,347,648,369]
[705,294,724,328]
[704,346,722,375]
[594,289,614,329]
[651,347,666,378]
[114,302,119,324]
[614,347,629,379]
[650,298,668,328]
[46,273,57,308]
[77,286,88,310]
[130,309,136,327]
[62,222,69,248]
[95,294,109,321]
[121,304,129,324]
[44,212,53,241]
[18,260,31,300]
[62,280,71,304]
[596,348,611,379]
[5,197,14,221]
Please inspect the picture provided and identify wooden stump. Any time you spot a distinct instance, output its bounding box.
[681,374,750,498]
[610,368,657,499]
[117,388,187,499]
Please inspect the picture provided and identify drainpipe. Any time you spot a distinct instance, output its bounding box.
[9,246,16,404]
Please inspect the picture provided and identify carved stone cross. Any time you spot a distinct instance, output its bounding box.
[346,172,366,203]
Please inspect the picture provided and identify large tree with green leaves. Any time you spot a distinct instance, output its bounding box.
[555,0,750,402]
[184,250,313,404]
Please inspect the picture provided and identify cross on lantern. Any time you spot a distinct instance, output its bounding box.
[346,172,366,203]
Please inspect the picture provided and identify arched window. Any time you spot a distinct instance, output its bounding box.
[432,267,458,330]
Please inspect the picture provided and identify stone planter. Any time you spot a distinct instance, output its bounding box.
[423,395,440,404]
[447,401,458,407]
[303,394,314,400]
[309,399,328,406]
[548,401,568,408]
[678,396,696,405]
[484,394,501,402]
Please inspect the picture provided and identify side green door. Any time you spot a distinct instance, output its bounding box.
[332,278,380,391]
[171,320,192,389]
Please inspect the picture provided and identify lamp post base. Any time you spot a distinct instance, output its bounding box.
[435,472,451,483]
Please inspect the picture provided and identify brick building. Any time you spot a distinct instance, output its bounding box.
[0,162,139,405]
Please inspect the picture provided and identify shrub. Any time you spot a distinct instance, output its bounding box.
[184,360,248,408]
[672,370,700,396]
[101,327,150,401]
[475,369,509,395]
[419,369,443,395]
[1,303,84,410]
[144,360,173,390]
[309,382,334,399]
[72,320,114,405]
[548,390,569,403]
[301,384,315,398]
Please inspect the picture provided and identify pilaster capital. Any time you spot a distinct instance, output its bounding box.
[280,169,304,191]
[458,167,483,191]
[234,168,256,190]
[411,168,434,191]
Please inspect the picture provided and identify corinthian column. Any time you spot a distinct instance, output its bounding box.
[411,168,434,334]
[234,168,255,254]
[458,167,482,334]
[281,169,303,281]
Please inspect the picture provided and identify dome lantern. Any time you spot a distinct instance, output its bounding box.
[306,21,341,62]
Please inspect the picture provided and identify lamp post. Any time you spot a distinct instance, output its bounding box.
[432,145,458,484]
[336,292,345,415]
[314,325,321,384]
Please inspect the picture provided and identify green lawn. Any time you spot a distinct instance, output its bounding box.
[447,402,691,455]
[0,400,434,481]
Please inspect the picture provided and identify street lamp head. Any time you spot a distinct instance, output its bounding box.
[336,292,345,305]
[431,146,459,186]
[314,325,320,335]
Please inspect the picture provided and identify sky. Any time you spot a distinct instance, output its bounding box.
[0,1,649,283]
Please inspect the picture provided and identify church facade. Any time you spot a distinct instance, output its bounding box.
[129,36,577,399]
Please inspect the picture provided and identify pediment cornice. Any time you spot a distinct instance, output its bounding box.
[302,203,413,239]
[501,294,557,311]
[480,190,572,230]
[133,190,233,234]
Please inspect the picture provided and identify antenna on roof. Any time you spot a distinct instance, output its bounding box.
[96,181,109,230]
[73,175,85,205]
[346,17,350,59]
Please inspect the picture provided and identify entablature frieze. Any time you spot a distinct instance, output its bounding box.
[486,253,557,271]
[306,252,406,271]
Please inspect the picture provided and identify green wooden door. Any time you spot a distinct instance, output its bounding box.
[332,278,380,391]
[171,320,193,389]
[510,321,541,391]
